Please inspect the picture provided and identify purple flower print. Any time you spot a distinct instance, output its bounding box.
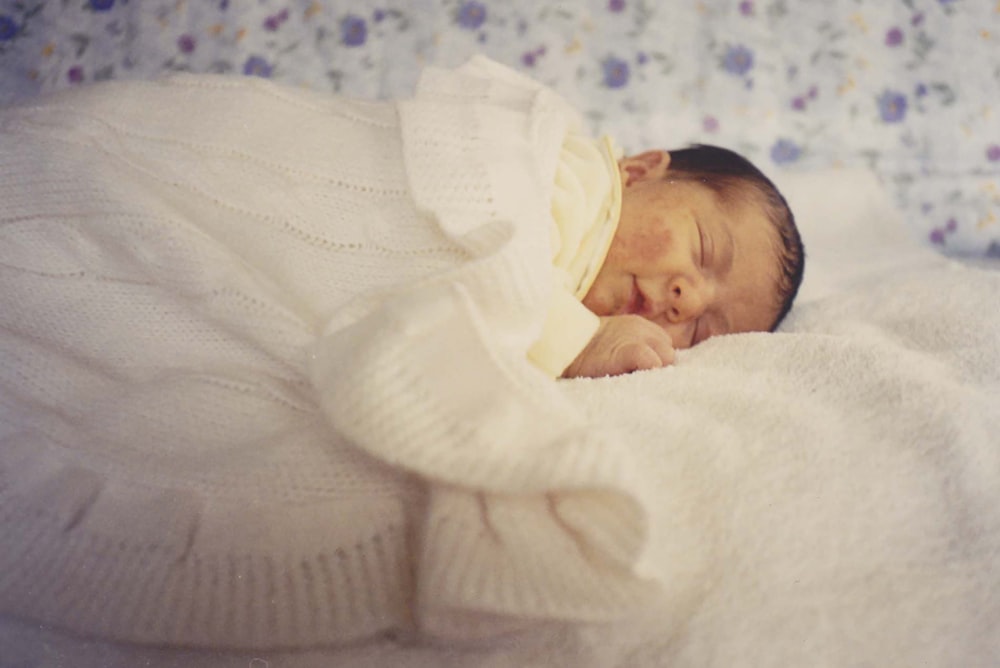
[0,15,18,41]
[915,83,928,97]
[770,138,801,165]
[341,14,367,46]
[791,96,806,111]
[636,51,648,65]
[89,0,115,11]
[242,55,273,78]
[702,116,719,133]
[609,0,626,12]
[521,46,546,68]
[885,27,904,47]
[177,34,196,54]
[602,56,630,88]
[877,90,908,123]
[264,9,290,32]
[456,2,487,30]
[929,218,957,245]
[739,1,754,16]
[987,145,1000,162]
[722,44,754,76]
[373,9,386,22]
[67,66,85,84]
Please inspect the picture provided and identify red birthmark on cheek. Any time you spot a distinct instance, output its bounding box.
[630,223,672,264]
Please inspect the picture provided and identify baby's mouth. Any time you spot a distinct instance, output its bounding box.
[622,277,645,315]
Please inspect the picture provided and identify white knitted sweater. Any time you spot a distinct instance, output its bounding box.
[0,58,661,649]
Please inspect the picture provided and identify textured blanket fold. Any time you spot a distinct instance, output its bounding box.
[314,55,668,631]
[0,58,665,649]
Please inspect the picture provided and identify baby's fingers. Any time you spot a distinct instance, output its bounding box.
[646,333,676,367]
[613,342,667,374]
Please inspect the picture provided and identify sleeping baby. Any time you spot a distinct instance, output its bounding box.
[552,141,803,378]
[0,55,806,647]
[0,56,803,388]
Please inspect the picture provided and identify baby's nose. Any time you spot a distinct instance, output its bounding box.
[664,276,712,322]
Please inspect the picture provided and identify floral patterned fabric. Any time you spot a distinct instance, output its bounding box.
[1,0,998,257]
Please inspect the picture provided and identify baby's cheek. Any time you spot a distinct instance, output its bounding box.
[618,224,672,265]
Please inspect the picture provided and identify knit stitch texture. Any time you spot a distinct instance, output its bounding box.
[0,58,662,649]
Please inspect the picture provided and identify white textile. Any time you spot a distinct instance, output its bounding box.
[0,57,668,648]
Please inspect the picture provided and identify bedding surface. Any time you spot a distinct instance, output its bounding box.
[3,168,999,667]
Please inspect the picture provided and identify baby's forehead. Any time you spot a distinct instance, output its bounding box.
[707,177,768,213]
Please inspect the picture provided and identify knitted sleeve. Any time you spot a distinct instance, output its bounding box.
[311,57,664,635]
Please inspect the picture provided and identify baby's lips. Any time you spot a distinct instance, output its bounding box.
[621,276,645,315]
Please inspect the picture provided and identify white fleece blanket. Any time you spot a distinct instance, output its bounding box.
[4,167,998,666]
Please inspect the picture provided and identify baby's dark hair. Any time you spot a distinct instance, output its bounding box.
[665,144,805,330]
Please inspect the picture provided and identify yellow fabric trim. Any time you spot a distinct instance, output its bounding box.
[527,275,601,377]
[530,133,621,377]
[573,135,622,299]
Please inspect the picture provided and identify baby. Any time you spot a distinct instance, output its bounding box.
[0,56,806,648]
[561,144,804,378]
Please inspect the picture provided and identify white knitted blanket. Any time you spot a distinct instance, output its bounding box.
[0,59,666,648]
[3,169,998,667]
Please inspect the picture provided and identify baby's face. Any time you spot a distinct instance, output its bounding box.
[582,150,781,349]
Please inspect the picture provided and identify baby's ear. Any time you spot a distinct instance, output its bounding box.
[619,150,670,186]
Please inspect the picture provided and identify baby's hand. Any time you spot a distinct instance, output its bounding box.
[562,315,675,378]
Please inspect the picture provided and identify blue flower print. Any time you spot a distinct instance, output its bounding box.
[877,90,908,123]
[0,15,18,41]
[770,139,802,164]
[89,0,115,11]
[602,56,630,88]
[456,2,487,30]
[242,55,273,78]
[341,15,367,47]
[722,45,754,76]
